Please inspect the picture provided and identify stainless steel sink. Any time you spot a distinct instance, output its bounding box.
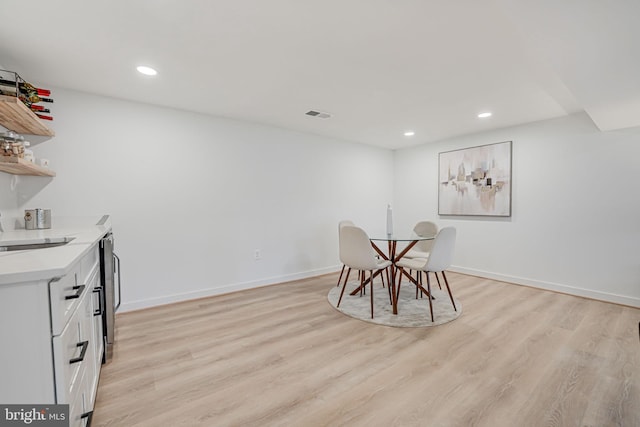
[0,237,75,252]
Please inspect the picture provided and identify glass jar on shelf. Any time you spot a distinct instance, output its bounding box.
[0,130,25,158]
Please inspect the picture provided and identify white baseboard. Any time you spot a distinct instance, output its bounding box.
[449,265,640,308]
[120,264,640,312]
[119,265,340,312]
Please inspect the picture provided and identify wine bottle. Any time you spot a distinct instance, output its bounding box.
[0,79,50,96]
[0,83,53,105]
[15,92,53,104]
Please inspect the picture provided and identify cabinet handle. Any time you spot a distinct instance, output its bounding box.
[81,410,93,426]
[93,287,103,316]
[114,253,122,311]
[64,284,86,300]
[69,341,89,364]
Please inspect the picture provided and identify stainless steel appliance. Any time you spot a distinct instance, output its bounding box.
[99,232,121,362]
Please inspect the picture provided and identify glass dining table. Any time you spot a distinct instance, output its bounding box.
[349,232,434,315]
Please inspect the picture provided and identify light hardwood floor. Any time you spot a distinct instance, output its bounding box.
[92,272,640,427]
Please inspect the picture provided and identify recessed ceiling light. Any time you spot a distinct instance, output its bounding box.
[136,65,157,76]
[478,112,492,118]
[404,131,415,137]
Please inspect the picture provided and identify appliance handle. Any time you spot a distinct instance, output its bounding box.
[114,252,121,310]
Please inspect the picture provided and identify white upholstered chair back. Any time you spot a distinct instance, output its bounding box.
[413,221,438,253]
[338,220,355,264]
[425,227,456,272]
[340,225,380,271]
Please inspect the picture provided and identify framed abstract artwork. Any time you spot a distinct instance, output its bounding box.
[438,141,512,217]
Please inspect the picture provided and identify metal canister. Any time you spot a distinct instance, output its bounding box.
[24,209,37,229]
[36,209,51,229]
[42,209,51,229]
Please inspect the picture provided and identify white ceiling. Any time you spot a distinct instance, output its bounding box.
[1,0,638,149]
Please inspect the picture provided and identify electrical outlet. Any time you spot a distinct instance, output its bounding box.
[254,249,262,261]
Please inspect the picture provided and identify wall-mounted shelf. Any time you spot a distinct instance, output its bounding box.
[0,156,55,177]
[0,94,55,136]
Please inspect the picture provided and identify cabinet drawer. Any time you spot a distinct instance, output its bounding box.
[80,245,99,287]
[49,264,81,337]
[52,308,83,402]
[50,246,99,337]
[68,367,86,427]
[52,283,93,404]
[68,367,93,427]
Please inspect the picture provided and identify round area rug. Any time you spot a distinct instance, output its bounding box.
[328,280,462,327]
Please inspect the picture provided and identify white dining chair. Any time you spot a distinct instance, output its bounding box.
[336,220,355,287]
[395,227,457,322]
[337,225,392,318]
[403,220,438,259]
[402,221,442,294]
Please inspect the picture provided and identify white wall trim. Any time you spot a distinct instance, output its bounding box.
[119,265,341,312]
[121,262,640,312]
[449,265,640,308]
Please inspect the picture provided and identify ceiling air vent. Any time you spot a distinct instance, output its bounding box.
[305,110,332,119]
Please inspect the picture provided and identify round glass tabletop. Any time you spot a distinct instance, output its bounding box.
[369,233,434,242]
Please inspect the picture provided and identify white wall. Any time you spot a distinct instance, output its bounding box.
[0,174,19,230]
[0,63,21,230]
[3,88,394,310]
[394,112,640,306]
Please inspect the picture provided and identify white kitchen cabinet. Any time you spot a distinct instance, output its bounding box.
[0,243,102,423]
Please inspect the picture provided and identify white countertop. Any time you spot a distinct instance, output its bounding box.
[0,215,112,285]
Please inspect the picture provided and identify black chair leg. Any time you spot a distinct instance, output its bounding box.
[336,264,346,287]
[442,271,457,311]
[396,267,403,302]
[369,270,374,318]
[386,268,392,305]
[426,272,434,322]
[435,272,442,290]
[336,267,352,307]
